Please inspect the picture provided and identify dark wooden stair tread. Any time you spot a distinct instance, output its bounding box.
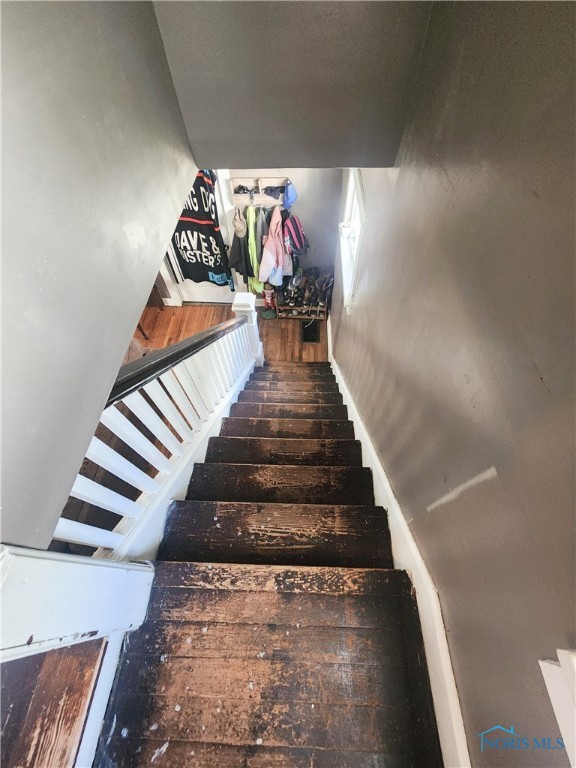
[220,417,355,439]
[205,436,361,466]
[250,371,337,382]
[257,365,334,374]
[97,562,442,767]
[238,390,343,404]
[260,362,332,368]
[187,464,374,505]
[230,402,348,420]
[157,500,393,567]
[245,380,340,391]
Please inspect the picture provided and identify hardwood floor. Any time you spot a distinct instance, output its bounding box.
[137,304,329,362]
[1,640,106,767]
[137,305,234,349]
[257,316,329,363]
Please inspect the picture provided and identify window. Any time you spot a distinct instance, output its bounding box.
[339,169,366,313]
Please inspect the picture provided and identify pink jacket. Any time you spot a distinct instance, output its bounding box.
[259,207,292,284]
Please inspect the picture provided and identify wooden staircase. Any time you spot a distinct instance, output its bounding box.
[96,362,442,767]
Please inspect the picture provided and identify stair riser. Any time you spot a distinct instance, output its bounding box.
[158,501,393,567]
[205,437,362,466]
[230,403,348,420]
[245,381,340,392]
[238,391,343,405]
[187,465,375,505]
[259,363,332,368]
[220,418,355,439]
[156,539,392,569]
[258,367,332,374]
[251,372,337,382]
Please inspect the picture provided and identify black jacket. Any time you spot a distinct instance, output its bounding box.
[229,234,254,286]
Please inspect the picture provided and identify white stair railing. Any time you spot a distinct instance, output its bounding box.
[53,293,264,560]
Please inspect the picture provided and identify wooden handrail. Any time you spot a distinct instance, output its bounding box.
[106,316,247,407]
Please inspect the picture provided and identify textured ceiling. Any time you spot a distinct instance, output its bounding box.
[154,2,431,168]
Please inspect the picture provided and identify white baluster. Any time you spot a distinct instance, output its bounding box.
[222,334,240,380]
[205,339,227,394]
[238,324,251,364]
[159,370,202,431]
[53,518,124,549]
[194,347,223,407]
[183,356,215,413]
[86,437,160,493]
[171,363,209,421]
[100,406,172,472]
[217,336,235,387]
[143,379,195,441]
[123,391,185,456]
[70,476,144,519]
[207,350,227,399]
[230,331,245,376]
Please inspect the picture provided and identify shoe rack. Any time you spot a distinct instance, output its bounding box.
[276,306,328,321]
[276,298,328,321]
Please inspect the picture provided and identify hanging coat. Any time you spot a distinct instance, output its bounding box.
[170,170,234,289]
[259,206,287,286]
[255,207,269,264]
[229,234,253,286]
[246,205,264,294]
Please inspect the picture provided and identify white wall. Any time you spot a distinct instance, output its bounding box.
[2,2,197,548]
[330,4,574,765]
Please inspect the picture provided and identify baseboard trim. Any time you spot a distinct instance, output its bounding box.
[329,353,471,768]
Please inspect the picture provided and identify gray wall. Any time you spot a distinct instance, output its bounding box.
[228,168,343,272]
[2,2,197,548]
[154,1,431,168]
[331,4,575,765]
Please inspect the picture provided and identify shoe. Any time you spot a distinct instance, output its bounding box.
[303,283,314,303]
[289,272,304,291]
[321,276,334,293]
